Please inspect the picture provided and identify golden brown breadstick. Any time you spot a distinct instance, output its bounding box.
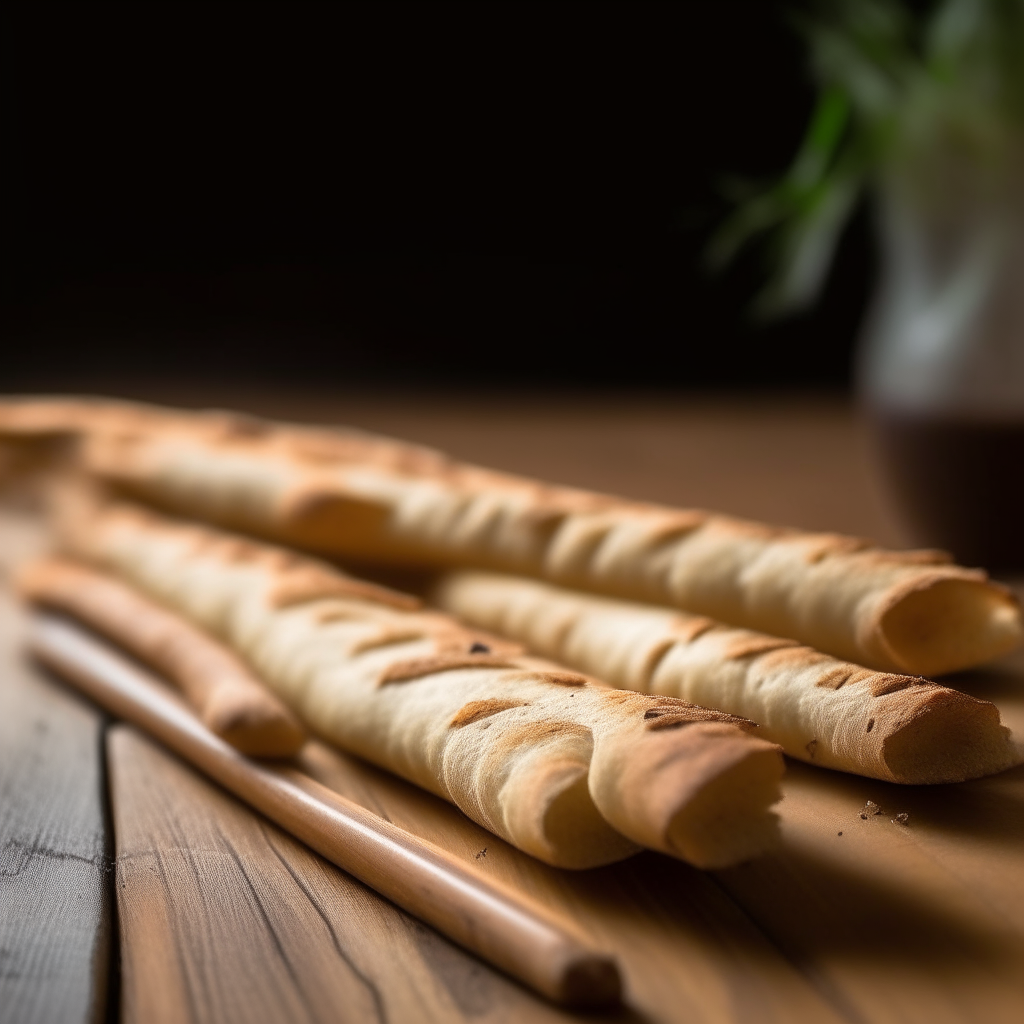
[432,570,1020,785]
[0,395,1018,676]
[55,496,785,870]
[15,557,305,757]
[30,616,623,1008]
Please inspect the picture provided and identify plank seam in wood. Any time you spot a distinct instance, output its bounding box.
[258,822,389,1022]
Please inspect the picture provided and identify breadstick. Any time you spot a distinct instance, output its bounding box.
[15,557,305,757]
[431,570,1019,785]
[30,615,623,1008]
[3,396,1018,675]
[56,497,785,870]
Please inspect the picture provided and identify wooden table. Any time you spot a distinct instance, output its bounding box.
[4,392,1024,1024]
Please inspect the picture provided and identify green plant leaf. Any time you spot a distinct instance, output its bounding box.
[709,0,1024,320]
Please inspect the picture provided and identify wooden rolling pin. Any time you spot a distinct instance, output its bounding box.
[28,612,621,1009]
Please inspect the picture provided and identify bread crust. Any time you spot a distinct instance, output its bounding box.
[432,571,1020,784]
[2,396,1018,675]
[15,557,305,756]
[53,496,785,870]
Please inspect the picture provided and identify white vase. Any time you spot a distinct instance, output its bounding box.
[858,174,1024,570]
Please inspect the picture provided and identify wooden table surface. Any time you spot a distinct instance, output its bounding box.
[3,392,1024,1024]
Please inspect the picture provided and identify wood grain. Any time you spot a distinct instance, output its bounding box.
[35,613,841,1021]
[296,679,1024,1024]
[8,397,1024,1023]
[708,652,1024,1024]
[31,615,620,1008]
[0,511,112,1024]
[106,721,846,1024]
[295,744,846,1024]
[107,724,597,1024]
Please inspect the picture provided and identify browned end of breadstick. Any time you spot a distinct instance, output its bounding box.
[877,683,1016,784]
[15,558,305,757]
[642,724,784,869]
[591,705,784,869]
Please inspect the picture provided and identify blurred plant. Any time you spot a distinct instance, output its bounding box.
[708,0,1024,319]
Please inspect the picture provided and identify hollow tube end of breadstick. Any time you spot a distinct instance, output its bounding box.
[877,576,1024,676]
[500,754,641,869]
[664,737,785,869]
[538,765,643,869]
[591,722,785,870]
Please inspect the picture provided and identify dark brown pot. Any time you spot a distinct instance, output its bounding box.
[869,408,1024,572]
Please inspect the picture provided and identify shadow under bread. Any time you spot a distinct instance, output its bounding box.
[715,822,1016,968]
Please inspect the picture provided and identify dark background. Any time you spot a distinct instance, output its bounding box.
[4,2,874,392]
